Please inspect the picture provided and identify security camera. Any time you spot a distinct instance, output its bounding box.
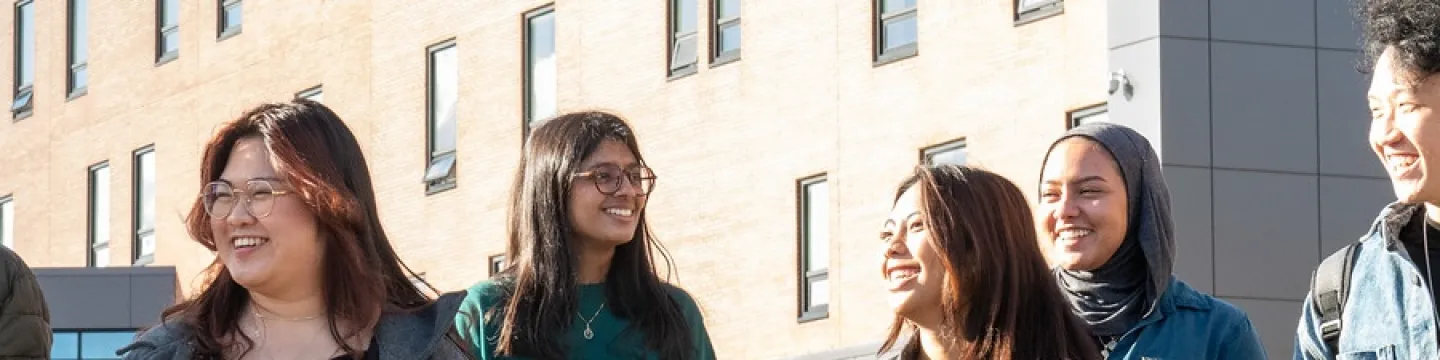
[1108,70,1127,95]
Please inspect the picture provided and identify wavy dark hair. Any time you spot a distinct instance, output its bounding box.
[162,100,433,359]
[878,165,1100,360]
[488,111,693,359]
[1359,0,1440,83]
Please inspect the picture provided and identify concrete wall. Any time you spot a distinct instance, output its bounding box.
[1108,0,1390,356]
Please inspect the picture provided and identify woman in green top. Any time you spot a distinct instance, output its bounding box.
[454,111,716,360]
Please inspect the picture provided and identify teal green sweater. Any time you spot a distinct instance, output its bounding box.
[454,280,716,360]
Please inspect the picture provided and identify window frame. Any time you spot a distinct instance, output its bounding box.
[156,0,179,64]
[1014,0,1063,25]
[1067,103,1108,129]
[709,0,740,67]
[12,0,35,120]
[424,40,458,195]
[88,162,110,267]
[296,85,323,102]
[920,138,967,166]
[67,0,89,99]
[216,0,241,40]
[873,0,918,66]
[522,5,556,139]
[668,0,699,79]
[132,145,156,265]
[489,254,507,277]
[0,195,12,249]
[797,174,830,322]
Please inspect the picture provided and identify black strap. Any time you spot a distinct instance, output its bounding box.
[1311,243,1360,353]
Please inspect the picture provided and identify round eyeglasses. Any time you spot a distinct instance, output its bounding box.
[200,179,293,218]
[572,165,657,196]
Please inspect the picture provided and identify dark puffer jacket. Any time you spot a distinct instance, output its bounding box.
[0,246,51,359]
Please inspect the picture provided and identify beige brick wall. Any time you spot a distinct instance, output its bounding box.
[0,1,1105,358]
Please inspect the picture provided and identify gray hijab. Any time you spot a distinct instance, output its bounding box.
[1040,122,1176,336]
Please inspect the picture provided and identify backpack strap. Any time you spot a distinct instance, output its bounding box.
[1311,243,1361,353]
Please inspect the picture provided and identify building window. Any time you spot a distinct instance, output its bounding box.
[1068,104,1108,129]
[134,146,156,264]
[12,0,35,118]
[408,271,429,292]
[799,175,830,322]
[51,330,139,360]
[297,85,322,103]
[1015,0,1062,24]
[217,0,241,39]
[68,0,89,98]
[88,163,110,268]
[0,196,12,249]
[711,0,740,65]
[424,41,458,194]
[489,254,506,277]
[921,139,966,166]
[874,0,917,65]
[525,6,557,132]
[669,0,699,77]
[157,0,179,62]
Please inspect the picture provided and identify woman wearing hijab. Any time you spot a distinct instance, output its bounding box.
[1036,122,1266,358]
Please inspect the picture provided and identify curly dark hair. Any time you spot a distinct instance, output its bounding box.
[1359,0,1440,83]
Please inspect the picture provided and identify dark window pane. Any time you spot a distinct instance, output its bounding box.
[71,65,88,92]
[489,255,505,276]
[423,152,457,182]
[718,24,740,54]
[882,0,915,13]
[162,30,180,54]
[1019,0,1053,12]
[72,0,88,61]
[674,0,697,33]
[882,14,917,51]
[162,0,179,26]
[81,331,136,359]
[717,0,739,19]
[527,11,556,122]
[803,180,829,273]
[52,331,80,359]
[927,147,965,166]
[223,3,242,32]
[10,91,32,112]
[429,45,457,154]
[670,35,698,70]
[18,1,35,87]
[138,150,155,231]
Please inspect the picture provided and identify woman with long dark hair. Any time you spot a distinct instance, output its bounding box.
[118,100,470,359]
[878,165,1100,360]
[454,111,715,359]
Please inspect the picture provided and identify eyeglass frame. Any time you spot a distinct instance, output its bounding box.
[571,165,658,196]
[199,179,295,219]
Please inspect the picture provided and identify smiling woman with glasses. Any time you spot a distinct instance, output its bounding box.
[454,111,715,360]
[119,100,471,360]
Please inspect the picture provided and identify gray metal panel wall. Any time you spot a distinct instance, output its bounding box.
[1108,0,1377,356]
[34,266,178,330]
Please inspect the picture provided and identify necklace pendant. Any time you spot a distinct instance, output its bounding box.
[583,327,594,340]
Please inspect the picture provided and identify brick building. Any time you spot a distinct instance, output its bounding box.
[0,0,1376,358]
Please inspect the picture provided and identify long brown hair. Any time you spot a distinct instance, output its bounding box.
[878,165,1099,360]
[489,111,694,359]
[162,100,433,359]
